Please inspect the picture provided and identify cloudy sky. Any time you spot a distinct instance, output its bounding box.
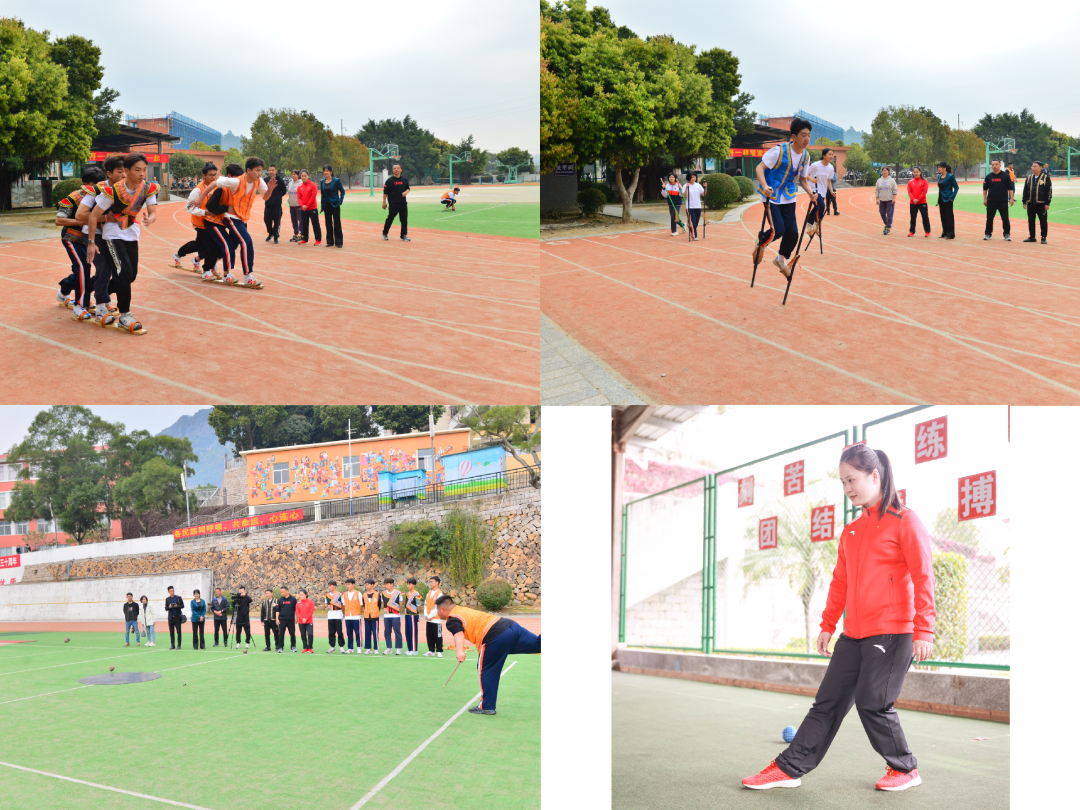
[16,0,538,154]
[0,406,207,454]
[597,0,1080,137]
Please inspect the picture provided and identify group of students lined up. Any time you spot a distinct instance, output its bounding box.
[121,576,448,655]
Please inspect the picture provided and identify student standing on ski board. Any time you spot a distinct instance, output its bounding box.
[55,165,107,318]
[742,443,935,793]
[906,167,931,238]
[198,163,242,279]
[85,153,158,333]
[212,156,268,286]
[174,162,221,276]
[935,161,959,239]
[805,148,835,237]
[74,156,128,322]
[660,173,684,236]
[754,118,816,278]
[684,172,706,240]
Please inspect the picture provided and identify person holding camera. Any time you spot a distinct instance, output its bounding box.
[231,586,253,650]
[210,588,229,647]
[276,586,298,653]
[165,586,185,650]
[260,588,278,652]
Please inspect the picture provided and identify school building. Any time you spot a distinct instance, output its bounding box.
[125,112,222,150]
[0,455,121,551]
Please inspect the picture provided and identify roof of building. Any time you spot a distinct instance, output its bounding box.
[238,428,471,457]
[91,124,180,152]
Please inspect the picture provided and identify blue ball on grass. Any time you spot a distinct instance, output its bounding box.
[783,726,797,743]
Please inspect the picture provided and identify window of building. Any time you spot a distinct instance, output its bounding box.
[0,521,28,536]
[343,455,362,479]
[273,463,290,485]
[0,491,9,509]
[417,448,435,472]
[37,517,55,534]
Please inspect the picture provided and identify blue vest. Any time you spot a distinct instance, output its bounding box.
[758,143,808,202]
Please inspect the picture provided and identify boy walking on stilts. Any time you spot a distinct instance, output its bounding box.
[753,118,816,278]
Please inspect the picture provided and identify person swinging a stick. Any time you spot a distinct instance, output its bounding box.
[752,118,816,279]
[661,173,686,235]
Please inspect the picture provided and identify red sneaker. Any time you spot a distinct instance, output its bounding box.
[298,240,308,244]
[742,760,801,790]
[314,240,322,246]
[924,232,930,237]
[875,767,921,791]
[907,232,914,237]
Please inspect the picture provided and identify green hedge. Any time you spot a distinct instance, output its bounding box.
[932,551,968,662]
[581,182,617,204]
[51,178,83,209]
[702,173,740,209]
[476,577,513,611]
[978,635,1009,651]
[734,175,755,200]
[577,187,607,217]
[864,170,879,187]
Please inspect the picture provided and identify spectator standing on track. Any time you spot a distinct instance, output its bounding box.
[906,167,931,238]
[123,592,141,646]
[263,165,288,244]
[320,165,346,248]
[342,578,363,653]
[404,577,422,656]
[210,588,229,647]
[684,172,706,241]
[424,576,444,657]
[260,588,278,652]
[297,170,322,245]
[287,170,303,242]
[325,580,345,653]
[165,586,184,650]
[139,595,156,647]
[363,579,381,654]
[382,163,411,242]
[276,586,298,653]
[381,577,404,655]
[1022,160,1052,244]
[825,162,839,215]
[232,586,253,650]
[189,589,206,650]
[660,173,684,236]
[297,590,315,653]
[805,150,835,237]
[874,167,898,235]
[983,158,1014,241]
[935,162,958,239]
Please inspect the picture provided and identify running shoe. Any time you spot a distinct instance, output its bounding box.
[772,254,790,279]
[171,252,182,267]
[243,275,260,287]
[314,240,322,245]
[875,768,921,791]
[742,761,801,790]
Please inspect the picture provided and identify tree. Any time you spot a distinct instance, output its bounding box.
[312,406,379,442]
[331,134,369,187]
[113,456,189,538]
[357,115,439,182]
[496,147,535,174]
[370,406,447,435]
[167,152,205,183]
[897,106,948,170]
[208,406,379,452]
[947,129,985,179]
[440,134,489,183]
[224,147,244,167]
[189,141,214,151]
[864,106,904,173]
[540,43,577,173]
[974,109,1055,176]
[456,406,541,488]
[92,86,122,138]
[208,406,289,454]
[696,47,754,137]
[0,19,97,210]
[843,142,872,178]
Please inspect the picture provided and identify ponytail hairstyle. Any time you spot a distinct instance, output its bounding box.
[839,443,904,518]
[937,161,951,174]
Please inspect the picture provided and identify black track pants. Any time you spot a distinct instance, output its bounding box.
[774,633,917,778]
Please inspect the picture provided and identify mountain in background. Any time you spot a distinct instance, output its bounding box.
[220,130,243,150]
[156,408,232,487]
[843,126,866,146]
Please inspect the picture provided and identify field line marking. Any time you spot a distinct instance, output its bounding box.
[0,761,218,810]
[0,685,93,706]
[349,660,519,809]
[0,650,156,677]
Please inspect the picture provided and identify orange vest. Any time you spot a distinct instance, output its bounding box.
[425,589,443,615]
[342,590,363,618]
[362,591,381,619]
[201,183,225,226]
[190,181,210,229]
[447,604,499,647]
[222,176,260,223]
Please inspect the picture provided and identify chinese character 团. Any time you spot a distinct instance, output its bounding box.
[811,505,835,542]
[738,476,754,507]
[959,471,996,520]
[915,417,947,464]
[759,517,778,550]
[784,461,805,496]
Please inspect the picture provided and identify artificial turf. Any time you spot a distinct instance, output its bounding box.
[0,631,539,810]
[919,186,1080,228]
[337,200,540,240]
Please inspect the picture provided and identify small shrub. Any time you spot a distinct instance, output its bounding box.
[734,175,755,200]
[702,173,740,209]
[51,179,84,209]
[978,635,1009,652]
[476,577,513,611]
[933,551,968,662]
[864,170,879,187]
[577,187,607,217]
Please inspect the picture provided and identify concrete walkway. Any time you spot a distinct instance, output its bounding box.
[541,314,651,405]
[0,223,54,243]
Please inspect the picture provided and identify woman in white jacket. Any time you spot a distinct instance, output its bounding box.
[139,595,157,647]
[287,170,303,242]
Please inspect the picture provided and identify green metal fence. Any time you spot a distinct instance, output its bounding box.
[619,406,1010,671]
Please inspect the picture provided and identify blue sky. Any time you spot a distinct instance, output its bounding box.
[595,0,1080,137]
[0,406,208,454]
[14,0,538,154]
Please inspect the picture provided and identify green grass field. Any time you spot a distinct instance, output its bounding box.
[922,182,1080,227]
[0,631,539,810]
[338,195,539,240]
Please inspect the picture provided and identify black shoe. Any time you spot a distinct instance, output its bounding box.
[1041,238,1047,244]
[938,234,946,238]
[326,242,334,247]
[200,643,205,649]
[274,238,279,244]
[213,642,219,647]
[400,236,411,242]
[170,645,175,650]
[277,648,283,653]
[336,244,343,248]
[468,705,496,715]
[382,234,389,240]
[1004,234,1011,241]
[265,235,272,242]
[263,647,271,652]
[1023,237,1036,242]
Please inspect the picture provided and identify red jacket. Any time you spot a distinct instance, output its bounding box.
[907,176,928,206]
[296,598,315,624]
[820,506,936,642]
[297,180,318,211]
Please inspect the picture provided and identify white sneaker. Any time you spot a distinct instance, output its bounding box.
[223,273,236,284]
[235,643,240,649]
[245,642,249,649]
[383,649,392,655]
[437,652,443,658]
[423,651,433,657]
[772,254,791,278]
[806,222,817,236]
[172,252,181,267]
[56,290,68,303]
[203,271,215,280]
[396,650,402,656]
[192,256,200,270]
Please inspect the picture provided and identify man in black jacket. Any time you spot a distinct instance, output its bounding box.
[210,588,229,647]
[982,158,1014,241]
[1022,161,1053,244]
[263,165,288,244]
[165,586,184,650]
[260,589,278,652]
[276,586,298,653]
[123,592,141,647]
[381,164,411,242]
[231,586,253,650]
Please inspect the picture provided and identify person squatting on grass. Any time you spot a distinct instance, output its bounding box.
[754,118,816,279]
[874,167,898,235]
[742,443,935,793]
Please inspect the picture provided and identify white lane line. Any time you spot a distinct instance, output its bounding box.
[349,660,518,809]
[0,650,155,677]
[0,761,218,810]
[0,685,94,706]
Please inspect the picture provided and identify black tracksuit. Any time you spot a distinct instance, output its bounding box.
[261,598,278,649]
[382,175,410,237]
[263,175,288,239]
[1022,172,1053,240]
[276,595,298,649]
[165,595,184,647]
[775,633,917,778]
[210,596,229,644]
[232,594,253,644]
[983,171,1014,236]
[123,601,140,622]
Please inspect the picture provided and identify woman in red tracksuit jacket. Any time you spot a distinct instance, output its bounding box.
[743,443,936,793]
[907,167,931,238]
[296,170,322,245]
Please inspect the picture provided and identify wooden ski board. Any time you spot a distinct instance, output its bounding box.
[201,277,264,290]
[70,313,145,335]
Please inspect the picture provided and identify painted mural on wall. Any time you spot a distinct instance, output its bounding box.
[246,433,468,505]
[442,446,507,495]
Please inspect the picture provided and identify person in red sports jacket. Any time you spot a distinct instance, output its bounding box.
[296,590,316,653]
[296,170,322,245]
[743,443,935,794]
[906,167,931,238]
